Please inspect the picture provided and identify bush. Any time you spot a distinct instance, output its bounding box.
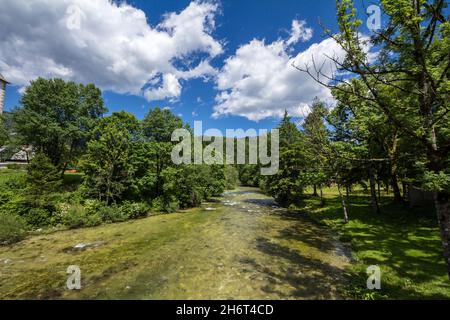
[22,208,54,227]
[61,199,148,227]
[225,166,238,190]
[83,199,128,223]
[0,213,28,244]
[98,205,128,223]
[152,196,179,213]
[119,202,150,219]
[85,213,102,227]
[62,172,84,192]
[20,192,65,227]
[61,204,85,228]
[1,168,66,228]
[63,173,84,186]
[26,153,62,195]
[0,191,29,217]
[62,204,102,229]
[83,199,104,215]
[0,170,27,187]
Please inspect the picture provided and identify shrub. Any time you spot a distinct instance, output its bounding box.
[119,201,150,219]
[61,204,86,228]
[83,199,104,215]
[0,171,27,211]
[62,204,103,229]
[61,199,148,227]
[98,205,128,223]
[0,191,29,217]
[22,208,53,227]
[82,199,126,223]
[26,153,62,195]
[0,170,27,188]
[0,212,28,244]
[85,212,103,227]
[20,192,65,227]
[225,165,238,190]
[152,196,179,213]
[63,172,84,186]
[62,204,102,229]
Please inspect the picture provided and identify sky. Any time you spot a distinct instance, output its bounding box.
[0,0,380,133]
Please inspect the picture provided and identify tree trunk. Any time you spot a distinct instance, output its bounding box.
[319,185,325,207]
[424,96,450,279]
[388,130,403,203]
[337,182,349,223]
[391,174,403,203]
[402,180,408,200]
[434,191,450,279]
[313,184,318,196]
[377,180,381,201]
[61,162,68,178]
[369,172,380,214]
[427,141,450,279]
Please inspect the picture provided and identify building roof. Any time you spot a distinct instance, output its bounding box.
[0,73,10,84]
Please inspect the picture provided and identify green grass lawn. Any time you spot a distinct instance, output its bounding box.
[302,187,450,299]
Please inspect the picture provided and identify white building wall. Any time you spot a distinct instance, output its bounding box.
[0,81,5,115]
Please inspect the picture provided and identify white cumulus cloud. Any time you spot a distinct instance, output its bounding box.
[213,21,349,121]
[0,0,222,101]
[286,20,313,46]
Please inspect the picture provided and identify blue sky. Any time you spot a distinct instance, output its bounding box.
[2,0,380,133]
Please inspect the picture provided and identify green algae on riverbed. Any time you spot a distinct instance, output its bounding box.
[0,187,350,299]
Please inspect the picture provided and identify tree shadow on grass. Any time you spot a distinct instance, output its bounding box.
[305,194,450,298]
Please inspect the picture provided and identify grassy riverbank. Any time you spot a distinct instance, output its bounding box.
[302,187,450,299]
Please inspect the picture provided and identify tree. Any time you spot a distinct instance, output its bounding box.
[225,165,239,190]
[238,164,261,187]
[26,153,62,196]
[24,152,63,226]
[80,111,139,204]
[130,140,174,201]
[300,98,353,221]
[141,107,184,142]
[331,87,405,204]
[0,116,8,146]
[265,112,307,206]
[140,108,185,197]
[12,78,106,173]
[298,0,450,278]
[303,98,331,203]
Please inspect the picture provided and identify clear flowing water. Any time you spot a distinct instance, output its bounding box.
[0,187,350,299]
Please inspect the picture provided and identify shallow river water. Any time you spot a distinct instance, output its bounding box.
[0,187,351,299]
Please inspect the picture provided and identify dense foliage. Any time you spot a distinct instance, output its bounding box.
[0,79,237,243]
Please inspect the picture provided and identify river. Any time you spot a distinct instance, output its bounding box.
[0,187,350,299]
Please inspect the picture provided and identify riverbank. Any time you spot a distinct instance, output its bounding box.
[301,187,450,299]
